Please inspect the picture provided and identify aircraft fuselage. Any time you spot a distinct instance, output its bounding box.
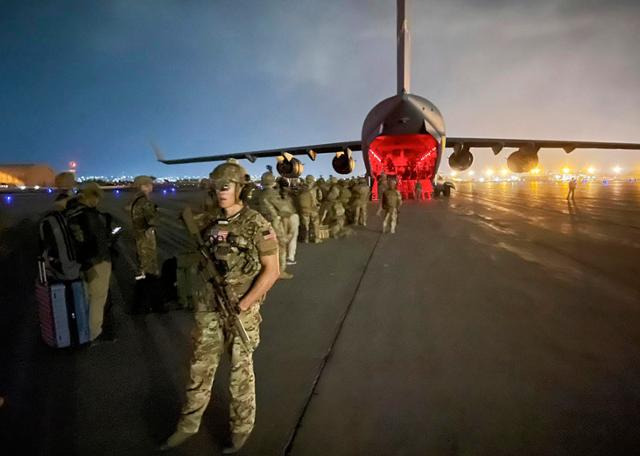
[361,92,446,198]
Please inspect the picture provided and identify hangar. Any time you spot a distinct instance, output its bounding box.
[0,164,56,187]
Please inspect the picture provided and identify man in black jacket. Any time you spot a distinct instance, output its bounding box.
[65,183,114,342]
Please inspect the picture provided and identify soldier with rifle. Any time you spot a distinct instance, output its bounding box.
[161,159,280,454]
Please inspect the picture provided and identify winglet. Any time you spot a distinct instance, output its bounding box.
[151,141,167,162]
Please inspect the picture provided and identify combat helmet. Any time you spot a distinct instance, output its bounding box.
[54,172,77,190]
[305,175,315,185]
[211,159,250,199]
[133,175,154,188]
[261,172,276,188]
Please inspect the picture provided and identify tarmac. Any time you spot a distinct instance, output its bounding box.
[1,180,639,455]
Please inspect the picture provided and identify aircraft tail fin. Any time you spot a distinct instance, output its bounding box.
[397,0,411,94]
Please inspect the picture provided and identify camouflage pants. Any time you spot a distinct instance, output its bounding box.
[354,204,368,226]
[177,306,262,435]
[300,212,320,242]
[134,228,159,276]
[271,217,288,274]
[382,209,398,233]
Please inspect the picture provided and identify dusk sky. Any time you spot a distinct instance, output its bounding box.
[1,0,639,178]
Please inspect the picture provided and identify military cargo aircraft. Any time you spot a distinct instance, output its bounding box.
[155,0,640,199]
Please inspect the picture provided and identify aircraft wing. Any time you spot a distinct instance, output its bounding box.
[153,141,362,165]
[445,137,640,154]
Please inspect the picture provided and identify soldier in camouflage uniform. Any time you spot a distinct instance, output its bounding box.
[338,180,353,224]
[321,185,350,238]
[353,177,371,226]
[130,176,159,279]
[382,178,403,234]
[376,172,388,216]
[255,172,293,279]
[297,175,322,243]
[161,160,280,454]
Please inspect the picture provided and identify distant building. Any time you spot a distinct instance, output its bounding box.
[0,164,56,187]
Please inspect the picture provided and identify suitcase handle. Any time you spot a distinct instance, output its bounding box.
[37,257,48,285]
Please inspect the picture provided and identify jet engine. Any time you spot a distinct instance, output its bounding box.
[448,148,474,171]
[276,155,304,178]
[507,148,539,173]
[332,150,356,175]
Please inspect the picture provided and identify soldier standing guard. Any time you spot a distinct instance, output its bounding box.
[131,176,159,280]
[382,178,403,234]
[161,160,280,454]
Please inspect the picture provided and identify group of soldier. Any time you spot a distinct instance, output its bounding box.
[197,170,404,279]
[45,162,404,454]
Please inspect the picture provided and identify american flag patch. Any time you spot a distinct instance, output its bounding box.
[262,229,276,241]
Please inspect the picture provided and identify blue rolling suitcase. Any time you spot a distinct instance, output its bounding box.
[36,279,91,347]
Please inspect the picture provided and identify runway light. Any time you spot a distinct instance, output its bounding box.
[613,166,622,174]
[34,185,40,190]
[171,187,177,193]
[500,168,509,176]
[47,188,53,194]
[450,171,458,177]
[479,177,485,182]
[162,189,167,196]
[530,167,541,175]
[562,167,571,174]
[485,169,494,177]
[114,189,120,195]
[4,195,13,204]
[468,170,475,176]
[587,166,596,175]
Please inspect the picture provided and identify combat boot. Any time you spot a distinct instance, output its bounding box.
[222,433,249,454]
[279,271,294,280]
[159,429,196,451]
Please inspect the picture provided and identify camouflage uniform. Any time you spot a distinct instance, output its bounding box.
[321,186,347,238]
[338,182,353,224]
[131,187,159,276]
[297,175,322,243]
[177,206,277,438]
[255,173,290,276]
[382,180,402,234]
[353,178,370,226]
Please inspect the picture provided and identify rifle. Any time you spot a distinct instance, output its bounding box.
[180,206,250,348]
